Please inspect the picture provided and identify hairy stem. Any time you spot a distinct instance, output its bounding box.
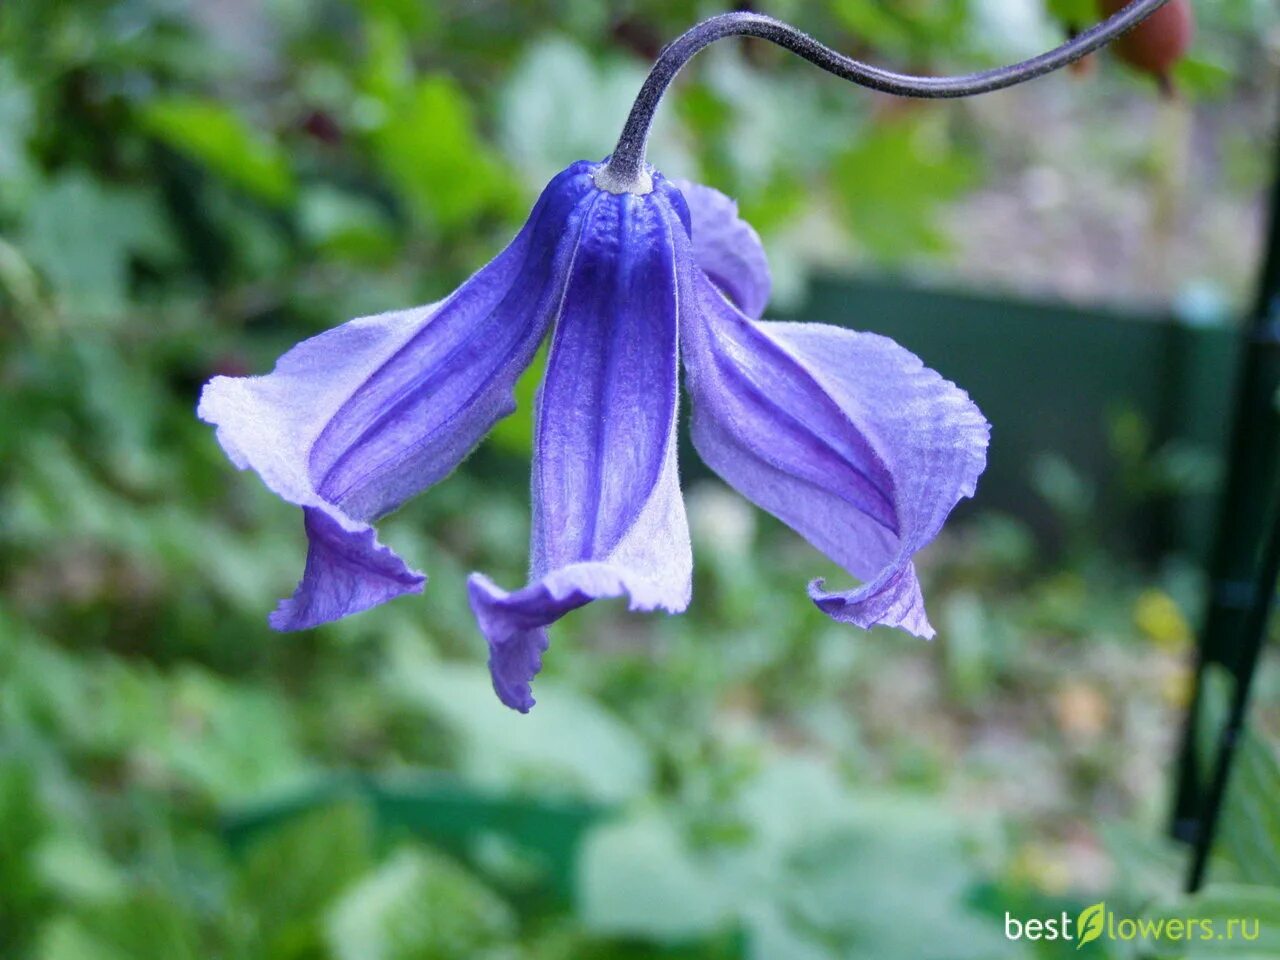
[596,1,1171,193]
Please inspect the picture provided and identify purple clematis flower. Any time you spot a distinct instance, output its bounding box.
[199,159,988,711]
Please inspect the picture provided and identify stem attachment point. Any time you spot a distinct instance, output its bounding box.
[593,162,653,195]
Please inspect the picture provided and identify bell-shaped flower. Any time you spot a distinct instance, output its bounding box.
[199,160,988,711]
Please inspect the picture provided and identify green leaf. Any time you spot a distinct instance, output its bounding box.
[0,57,35,203]
[370,76,518,231]
[298,186,398,263]
[742,901,831,960]
[33,836,125,906]
[692,759,1021,960]
[19,173,173,319]
[779,814,1013,959]
[139,98,295,204]
[1172,56,1235,100]
[0,758,51,953]
[1217,731,1280,886]
[1191,669,1280,887]
[390,662,653,803]
[236,802,374,956]
[831,0,972,60]
[159,671,314,805]
[576,813,731,941]
[831,0,917,54]
[35,893,201,960]
[359,14,414,103]
[735,756,861,853]
[326,846,515,960]
[723,761,1014,960]
[498,38,651,188]
[831,116,978,262]
[1045,0,1097,27]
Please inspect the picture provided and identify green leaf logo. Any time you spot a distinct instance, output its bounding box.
[1076,901,1107,949]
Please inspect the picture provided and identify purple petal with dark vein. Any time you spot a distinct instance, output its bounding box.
[199,161,599,629]
[681,269,988,638]
[673,179,771,319]
[274,508,427,629]
[469,176,692,712]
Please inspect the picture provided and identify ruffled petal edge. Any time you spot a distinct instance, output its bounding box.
[468,563,689,712]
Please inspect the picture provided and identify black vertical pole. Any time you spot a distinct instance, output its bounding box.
[1171,124,1280,889]
[1185,469,1280,890]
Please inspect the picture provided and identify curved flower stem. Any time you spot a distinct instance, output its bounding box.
[596,1,1171,193]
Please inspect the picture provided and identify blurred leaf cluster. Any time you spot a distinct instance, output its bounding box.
[3,0,1280,958]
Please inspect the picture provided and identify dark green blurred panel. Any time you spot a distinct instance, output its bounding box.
[789,274,1241,555]
[222,773,603,903]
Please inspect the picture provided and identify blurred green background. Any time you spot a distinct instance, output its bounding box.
[4,1,1280,958]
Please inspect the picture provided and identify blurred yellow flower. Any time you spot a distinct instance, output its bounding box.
[1161,664,1193,708]
[1008,843,1073,895]
[1133,589,1193,651]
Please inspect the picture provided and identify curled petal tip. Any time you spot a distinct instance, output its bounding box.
[469,561,691,712]
[468,572,548,713]
[807,575,935,640]
[269,509,425,631]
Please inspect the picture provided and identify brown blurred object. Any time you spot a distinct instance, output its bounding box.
[1053,681,1111,742]
[1100,0,1194,97]
[1068,52,1096,77]
[1063,29,1097,77]
[609,16,663,60]
[301,109,342,145]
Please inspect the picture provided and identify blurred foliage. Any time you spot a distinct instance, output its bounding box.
[2,0,1280,958]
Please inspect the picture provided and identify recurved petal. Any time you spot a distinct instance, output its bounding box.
[674,179,771,319]
[199,161,599,629]
[283,507,427,629]
[468,177,692,712]
[200,304,434,628]
[681,270,988,638]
